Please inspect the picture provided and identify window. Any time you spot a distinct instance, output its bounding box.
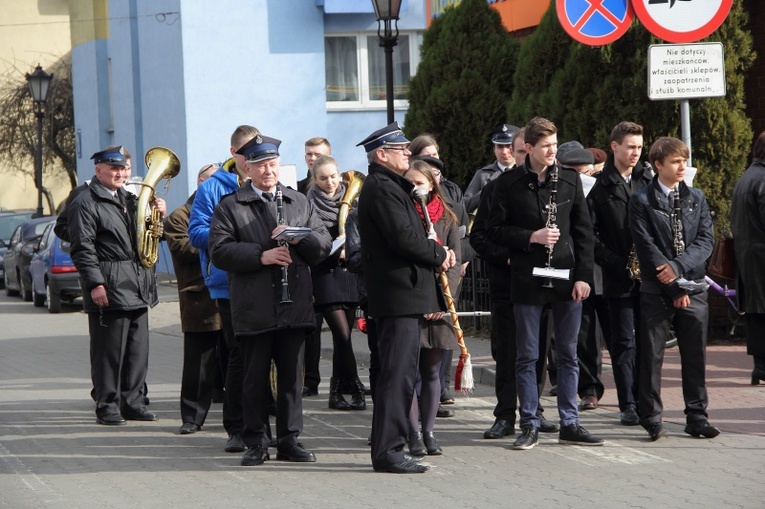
[325,32,420,110]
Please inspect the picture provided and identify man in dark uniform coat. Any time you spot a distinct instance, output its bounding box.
[68,146,163,425]
[209,135,331,466]
[464,124,518,213]
[629,136,718,441]
[587,121,652,426]
[731,130,765,384]
[487,117,603,450]
[357,122,454,474]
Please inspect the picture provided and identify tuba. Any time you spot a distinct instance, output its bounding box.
[136,147,181,268]
[337,170,365,237]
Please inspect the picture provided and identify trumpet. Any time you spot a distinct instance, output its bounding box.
[275,187,292,304]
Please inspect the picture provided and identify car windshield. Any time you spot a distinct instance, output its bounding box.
[0,213,34,242]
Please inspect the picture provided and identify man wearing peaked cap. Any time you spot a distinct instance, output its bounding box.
[67,144,164,426]
[356,121,455,474]
[464,123,520,212]
[208,132,332,467]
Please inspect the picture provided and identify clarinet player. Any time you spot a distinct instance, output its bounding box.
[209,135,332,466]
[628,136,719,441]
[487,117,603,450]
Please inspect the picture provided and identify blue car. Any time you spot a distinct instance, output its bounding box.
[3,216,55,301]
[30,221,81,313]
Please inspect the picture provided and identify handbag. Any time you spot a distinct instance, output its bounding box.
[708,235,736,280]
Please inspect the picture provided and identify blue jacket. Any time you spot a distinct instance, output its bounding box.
[188,169,240,299]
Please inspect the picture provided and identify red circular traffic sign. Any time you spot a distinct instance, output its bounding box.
[632,0,733,43]
[557,0,634,46]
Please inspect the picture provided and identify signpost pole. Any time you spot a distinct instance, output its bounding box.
[680,99,692,166]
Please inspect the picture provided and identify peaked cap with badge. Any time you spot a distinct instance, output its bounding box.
[91,145,129,166]
[236,135,281,163]
[357,122,410,153]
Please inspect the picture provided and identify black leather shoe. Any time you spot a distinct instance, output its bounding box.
[578,395,598,411]
[96,413,126,426]
[512,426,539,450]
[122,409,158,421]
[684,421,720,439]
[301,386,318,397]
[620,407,640,426]
[276,443,317,462]
[241,446,269,466]
[644,422,666,441]
[539,415,560,433]
[180,422,201,434]
[436,405,455,418]
[559,423,604,446]
[225,433,246,453]
[423,431,442,455]
[484,419,515,439]
[408,432,427,456]
[374,459,429,474]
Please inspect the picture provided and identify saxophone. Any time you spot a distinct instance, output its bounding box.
[135,147,181,268]
[626,244,641,281]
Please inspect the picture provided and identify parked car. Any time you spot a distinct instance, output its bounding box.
[0,210,35,289]
[3,216,56,301]
[30,221,81,312]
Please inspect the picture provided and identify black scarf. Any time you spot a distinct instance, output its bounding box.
[307,182,346,229]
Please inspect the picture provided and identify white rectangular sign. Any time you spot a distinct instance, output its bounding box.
[647,42,726,101]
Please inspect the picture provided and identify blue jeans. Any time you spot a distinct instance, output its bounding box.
[514,300,582,428]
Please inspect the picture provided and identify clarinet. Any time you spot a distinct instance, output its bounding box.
[672,185,685,257]
[275,187,293,304]
[541,165,559,288]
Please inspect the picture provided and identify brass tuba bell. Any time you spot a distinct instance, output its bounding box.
[136,147,181,268]
[337,170,365,237]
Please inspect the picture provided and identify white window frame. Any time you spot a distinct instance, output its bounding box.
[325,31,422,112]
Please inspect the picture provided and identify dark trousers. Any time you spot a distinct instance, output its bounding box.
[303,313,323,390]
[180,330,222,426]
[217,299,244,435]
[745,312,765,359]
[239,329,305,449]
[606,294,640,410]
[639,292,709,425]
[371,315,421,469]
[89,308,149,417]
[366,315,379,402]
[515,301,581,428]
[576,295,610,400]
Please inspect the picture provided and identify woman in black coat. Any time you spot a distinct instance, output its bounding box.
[306,155,364,410]
[403,160,461,456]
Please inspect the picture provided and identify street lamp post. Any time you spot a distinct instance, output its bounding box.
[25,65,53,218]
[372,0,402,124]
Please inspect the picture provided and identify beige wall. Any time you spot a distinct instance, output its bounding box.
[0,0,72,213]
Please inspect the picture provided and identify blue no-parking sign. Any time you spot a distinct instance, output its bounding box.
[556,0,634,46]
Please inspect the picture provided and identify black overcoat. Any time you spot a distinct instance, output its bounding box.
[587,156,653,298]
[209,184,331,336]
[357,162,447,318]
[69,177,158,312]
[731,158,765,314]
[486,162,594,306]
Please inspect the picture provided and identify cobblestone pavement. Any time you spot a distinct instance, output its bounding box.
[1,284,763,509]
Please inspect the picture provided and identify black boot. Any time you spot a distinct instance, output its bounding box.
[328,377,351,410]
[349,377,367,411]
[423,431,443,455]
[752,356,765,385]
[408,431,426,456]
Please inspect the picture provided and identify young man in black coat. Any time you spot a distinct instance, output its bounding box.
[68,146,163,426]
[586,121,653,426]
[357,122,454,474]
[209,135,331,466]
[629,136,718,441]
[487,117,603,450]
